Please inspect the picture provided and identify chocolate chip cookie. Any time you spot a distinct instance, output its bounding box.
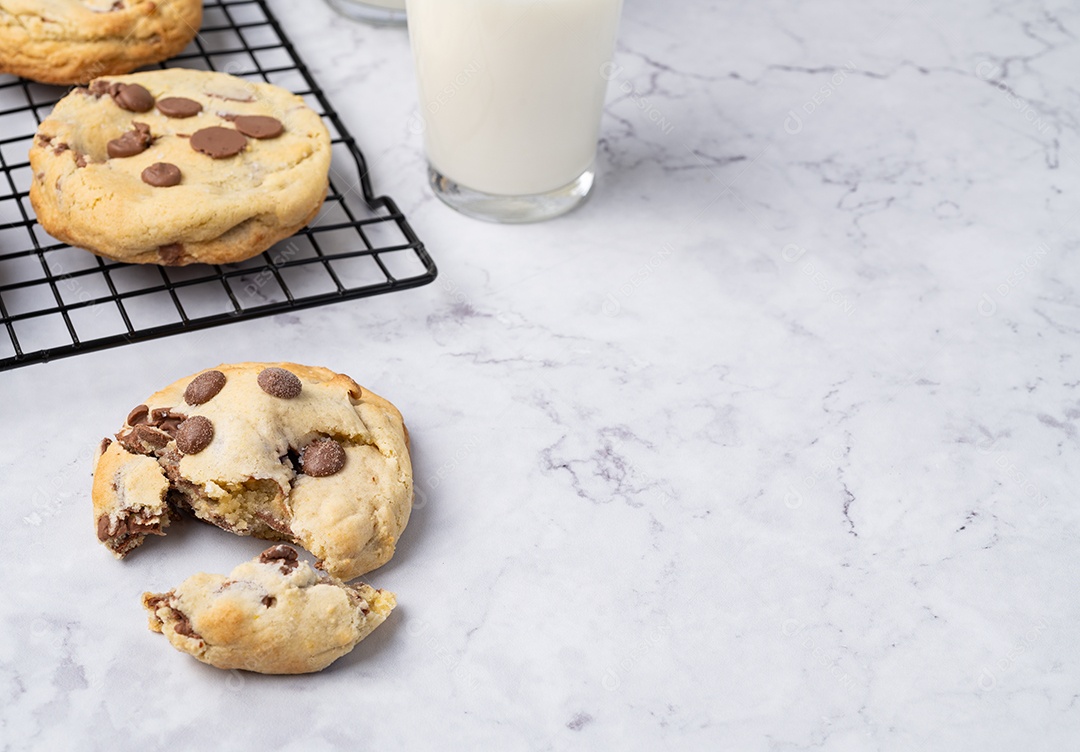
[29,69,331,266]
[92,363,413,581]
[143,545,396,674]
[0,0,202,85]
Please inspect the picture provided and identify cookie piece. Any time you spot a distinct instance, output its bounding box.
[92,437,172,557]
[142,545,396,674]
[0,0,202,85]
[28,69,331,266]
[91,363,413,580]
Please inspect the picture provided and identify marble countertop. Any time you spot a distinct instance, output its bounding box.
[3,0,1079,748]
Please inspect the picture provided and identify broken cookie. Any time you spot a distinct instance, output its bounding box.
[91,362,413,580]
[142,545,396,674]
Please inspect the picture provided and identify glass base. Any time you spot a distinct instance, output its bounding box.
[427,163,595,224]
[325,0,406,26]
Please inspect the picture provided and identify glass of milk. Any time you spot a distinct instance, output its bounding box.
[326,0,406,26]
[407,0,623,223]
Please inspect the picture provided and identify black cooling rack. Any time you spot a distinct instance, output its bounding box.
[0,0,436,371]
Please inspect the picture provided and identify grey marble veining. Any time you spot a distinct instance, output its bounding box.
[2,0,1079,749]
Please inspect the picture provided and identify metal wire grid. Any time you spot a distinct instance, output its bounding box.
[0,0,436,371]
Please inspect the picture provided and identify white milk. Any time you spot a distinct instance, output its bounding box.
[408,0,623,196]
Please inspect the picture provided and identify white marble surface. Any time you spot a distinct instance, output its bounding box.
[3,0,1080,748]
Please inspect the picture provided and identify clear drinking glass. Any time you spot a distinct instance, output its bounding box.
[326,0,406,26]
[407,0,624,223]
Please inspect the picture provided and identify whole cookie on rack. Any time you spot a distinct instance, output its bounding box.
[143,545,396,674]
[93,362,413,580]
[0,0,202,85]
[29,69,331,266]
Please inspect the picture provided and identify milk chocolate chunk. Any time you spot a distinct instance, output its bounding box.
[116,424,171,455]
[301,438,346,477]
[190,127,247,159]
[96,514,111,542]
[259,544,299,572]
[175,416,214,455]
[184,370,227,405]
[127,404,150,426]
[141,162,181,187]
[89,79,110,97]
[107,123,152,158]
[150,408,187,436]
[257,367,302,399]
[109,83,155,112]
[159,244,185,265]
[156,97,203,118]
[233,115,283,139]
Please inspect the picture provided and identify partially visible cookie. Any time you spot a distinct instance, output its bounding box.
[142,545,396,674]
[29,69,331,266]
[0,0,202,85]
[92,362,413,581]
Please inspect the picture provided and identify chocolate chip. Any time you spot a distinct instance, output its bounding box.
[88,79,110,97]
[141,162,181,187]
[150,407,187,427]
[116,424,171,455]
[109,82,154,112]
[259,544,299,572]
[184,370,226,405]
[107,122,152,158]
[233,115,283,139]
[127,404,150,425]
[96,514,111,541]
[156,97,202,118]
[52,142,68,155]
[190,127,247,159]
[257,367,301,399]
[99,437,112,454]
[159,243,185,265]
[301,438,346,477]
[175,416,214,455]
[159,418,183,436]
[75,153,87,168]
[171,608,198,638]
